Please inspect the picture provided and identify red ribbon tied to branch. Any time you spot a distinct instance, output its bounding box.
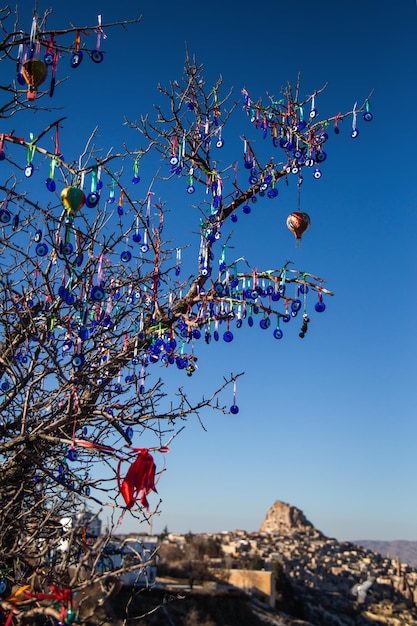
[117,449,157,510]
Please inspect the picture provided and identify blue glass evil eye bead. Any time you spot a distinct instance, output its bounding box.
[132,232,141,243]
[44,52,54,65]
[120,250,132,263]
[299,284,309,294]
[242,204,251,214]
[282,314,291,323]
[71,51,83,67]
[25,164,34,177]
[0,209,11,224]
[90,285,105,301]
[186,185,195,194]
[67,448,78,461]
[216,139,224,148]
[315,301,326,312]
[125,426,134,440]
[291,299,302,313]
[231,213,238,223]
[363,112,373,122]
[62,242,74,255]
[313,169,322,179]
[132,176,140,184]
[46,178,56,192]
[0,578,9,595]
[58,286,68,299]
[316,151,327,162]
[230,405,239,414]
[273,328,283,339]
[259,318,271,329]
[72,354,85,367]
[351,129,359,138]
[223,330,233,342]
[86,192,100,207]
[267,188,278,199]
[62,340,73,352]
[91,50,104,63]
[36,243,49,257]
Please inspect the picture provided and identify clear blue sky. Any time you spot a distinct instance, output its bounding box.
[7,0,417,541]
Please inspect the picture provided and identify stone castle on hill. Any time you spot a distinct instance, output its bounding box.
[260,499,316,535]
[256,500,417,624]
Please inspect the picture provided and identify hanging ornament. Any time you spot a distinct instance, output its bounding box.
[85,166,100,207]
[25,132,36,177]
[91,15,105,63]
[363,99,373,122]
[230,378,239,414]
[61,186,86,216]
[132,156,141,184]
[0,134,5,161]
[286,211,310,244]
[186,164,195,194]
[243,139,254,169]
[21,57,47,101]
[71,31,83,68]
[0,193,11,224]
[44,34,58,97]
[45,156,57,191]
[117,448,157,510]
[351,101,359,138]
[315,289,326,312]
[117,189,125,215]
[19,20,47,100]
[310,93,317,119]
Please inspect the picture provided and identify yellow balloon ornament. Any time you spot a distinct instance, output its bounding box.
[61,186,86,217]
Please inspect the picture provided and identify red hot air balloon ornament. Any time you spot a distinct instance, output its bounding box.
[20,18,48,100]
[21,57,47,101]
[286,211,310,246]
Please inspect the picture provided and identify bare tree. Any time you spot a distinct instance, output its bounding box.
[0,5,372,624]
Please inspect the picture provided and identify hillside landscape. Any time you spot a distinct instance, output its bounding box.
[104,502,417,626]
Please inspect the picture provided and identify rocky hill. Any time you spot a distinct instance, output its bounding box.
[257,501,417,625]
[260,501,316,535]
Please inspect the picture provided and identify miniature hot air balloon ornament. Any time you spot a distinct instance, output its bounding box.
[21,56,47,101]
[286,211,310,246]
[61,186,86,217]
[20,19,47,101]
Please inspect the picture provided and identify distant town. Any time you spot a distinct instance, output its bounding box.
[91,501,417,625]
